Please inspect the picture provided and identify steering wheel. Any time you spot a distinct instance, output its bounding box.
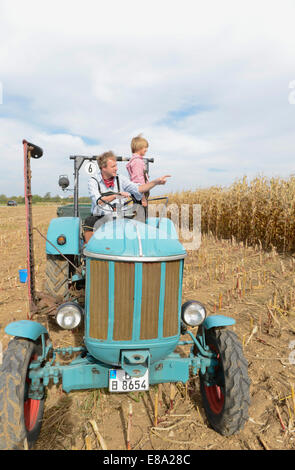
[98,191,134,213]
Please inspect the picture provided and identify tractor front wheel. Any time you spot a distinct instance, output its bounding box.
[199,328,250,436]
[0,338,44,449]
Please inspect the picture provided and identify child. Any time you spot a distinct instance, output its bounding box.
[126,134,149,207]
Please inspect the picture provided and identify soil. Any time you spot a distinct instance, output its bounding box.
[1,204,295,450]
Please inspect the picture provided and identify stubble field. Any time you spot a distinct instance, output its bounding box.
[1,204,295,450]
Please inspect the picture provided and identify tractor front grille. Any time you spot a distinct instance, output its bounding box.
[89,260,109,339]
[88,259,183,342]
[113,262,135,341]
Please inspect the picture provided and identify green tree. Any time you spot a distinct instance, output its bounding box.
[44,192,51,201]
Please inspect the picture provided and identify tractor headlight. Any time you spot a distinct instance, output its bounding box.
[181,301,207,327]
[56,302,82,329]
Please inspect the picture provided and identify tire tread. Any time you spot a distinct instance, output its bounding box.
[200,328,251,436]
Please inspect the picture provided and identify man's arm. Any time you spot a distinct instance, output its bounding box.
[97,194,116,205]
[138,175,171,193]
[88,177,101,209]
[118,174,171,201]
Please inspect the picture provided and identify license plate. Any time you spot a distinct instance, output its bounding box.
[109,369,149,392]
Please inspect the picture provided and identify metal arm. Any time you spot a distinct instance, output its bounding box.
[23,140,43,318]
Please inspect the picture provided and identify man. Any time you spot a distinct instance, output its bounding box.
[85,151,170,238]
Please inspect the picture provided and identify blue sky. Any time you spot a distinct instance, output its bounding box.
[1,0,295,197]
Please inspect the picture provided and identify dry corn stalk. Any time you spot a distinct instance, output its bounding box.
[127,401,133,450]
[89,420,107,450]
[218,292,222,310]
[85,435,92,450]
[275,405,286,432]
[168,175,295,253]
[245,325,258,346]
[169,383,177,411]
[258,436,270,450]
[158,383,163,407]
[154,389,159,427]
[291,384,295,418]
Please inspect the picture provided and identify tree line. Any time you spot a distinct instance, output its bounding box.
[0,193,90,204]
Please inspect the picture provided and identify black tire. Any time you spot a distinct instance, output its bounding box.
[198,328,250,436]
[44,254,69,300]
[0,338,45,450]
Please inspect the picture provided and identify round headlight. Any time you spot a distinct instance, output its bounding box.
[181,301,207,327]
[56,302,82,329]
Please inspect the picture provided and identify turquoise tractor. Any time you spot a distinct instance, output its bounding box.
[0,143,250,449]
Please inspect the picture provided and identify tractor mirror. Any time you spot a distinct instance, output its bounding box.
[58,175,70,190]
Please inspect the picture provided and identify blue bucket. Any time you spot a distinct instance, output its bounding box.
[19,269,28,283]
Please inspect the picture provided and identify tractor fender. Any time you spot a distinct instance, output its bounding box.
[5,320,48,341]
[46,217,80,255]
[203,315,236,330]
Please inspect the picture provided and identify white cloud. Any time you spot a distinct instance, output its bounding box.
[1,0,295,196]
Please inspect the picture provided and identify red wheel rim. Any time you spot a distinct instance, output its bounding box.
[24,398,40,431]
[204,345,225,415]
[204,384,224,414]
[24,353,40,432]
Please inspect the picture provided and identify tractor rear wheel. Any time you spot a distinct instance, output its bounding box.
[44,254,69,300]
[199,328,250,436]
[0,338,44,449]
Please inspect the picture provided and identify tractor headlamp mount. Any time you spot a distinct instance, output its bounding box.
[56,302,83,330]
[181,300,207,327]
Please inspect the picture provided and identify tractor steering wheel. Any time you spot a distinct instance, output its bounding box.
[99,191,134,214]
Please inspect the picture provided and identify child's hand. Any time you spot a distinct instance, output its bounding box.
[142,199,148,207]
[119,191,130,198]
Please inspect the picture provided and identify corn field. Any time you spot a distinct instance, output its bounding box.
[168,175,295,253]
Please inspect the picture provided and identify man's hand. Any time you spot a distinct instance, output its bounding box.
[119,191,130,198]
[138,175,171,194]
[155,175,171,185]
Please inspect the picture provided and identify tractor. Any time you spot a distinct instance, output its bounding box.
[0,141,250,449]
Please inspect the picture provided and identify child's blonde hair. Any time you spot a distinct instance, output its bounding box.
[131,134,149,153]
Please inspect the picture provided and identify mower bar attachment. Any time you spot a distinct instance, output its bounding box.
[23,140,43,159]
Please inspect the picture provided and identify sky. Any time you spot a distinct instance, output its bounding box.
[1,0,295,197]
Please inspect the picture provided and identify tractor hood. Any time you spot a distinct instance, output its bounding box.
[83,217,186,261]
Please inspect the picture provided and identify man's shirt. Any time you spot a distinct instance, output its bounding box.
[88,170,142,216]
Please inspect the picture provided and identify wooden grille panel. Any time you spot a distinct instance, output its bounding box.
[89,260,109,339]
[163,261,180,337]
[140,263,161,340]
[89,259,180,341]
[113,262,135,341]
